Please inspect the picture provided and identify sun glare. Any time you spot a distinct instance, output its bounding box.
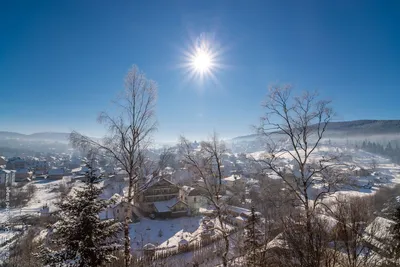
[192,49,212,73]
[180,32,223,84]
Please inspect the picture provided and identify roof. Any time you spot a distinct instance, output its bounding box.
[181,185,207,196]
[143,243,156,250]
[153,198,184,213]
[181,185,195,193]
[227,205,252,216]
[364,216,395,251]
[223,174,242,182]
[141,177,177,192]
[16,168,29,173]
[266,233,289,250]
[48,168,64,175]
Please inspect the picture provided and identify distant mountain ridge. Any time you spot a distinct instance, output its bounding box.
[2,120,400,143]
[0,131,70,142]
[232,120,400,141]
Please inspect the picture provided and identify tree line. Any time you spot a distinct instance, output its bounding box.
[360,140,400,164]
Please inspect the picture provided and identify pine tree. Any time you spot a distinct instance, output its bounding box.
[38,163,122,267]
[393,205,400,258]
[244,206,263,266]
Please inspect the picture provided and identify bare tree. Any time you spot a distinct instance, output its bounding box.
[329,195,377,267]
[255,85,345,266]
[179,133,231,267]
[70,65,157,267]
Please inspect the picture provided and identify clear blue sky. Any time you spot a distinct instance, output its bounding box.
[1,0,399,142]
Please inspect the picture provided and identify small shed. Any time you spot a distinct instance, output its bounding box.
[143,243,156,258]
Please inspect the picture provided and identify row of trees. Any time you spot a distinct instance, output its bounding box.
[360,141,400,164]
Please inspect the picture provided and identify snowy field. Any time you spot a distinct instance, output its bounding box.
[0,178,69,224]
[129,216,202,253]
[129,216,234,255]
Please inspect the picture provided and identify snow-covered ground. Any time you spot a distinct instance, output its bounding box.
[0,177,69,224]
[0,230,21,264]
[129,216,202,254]
[129,216,234,256]
[249,146,400,197]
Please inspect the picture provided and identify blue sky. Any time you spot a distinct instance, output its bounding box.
[1,1,399,142]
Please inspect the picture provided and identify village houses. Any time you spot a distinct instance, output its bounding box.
[136,177,189,218]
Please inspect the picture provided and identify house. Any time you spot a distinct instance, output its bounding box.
[34,160,48,171]
[101,194,140,222]
[226,205,264,227]
[47,168,65,180]
[6,157,26,170]
[34,169,46,176]
[363,216,397,258]
[152,198,188,218]
[138,178,180,211]
[15,168,32,182]
[137,177,189,218]
[179,185,208,214]
[0,156,6,166]
[223,174,245,188]
[0,169,15,185]
[112,201,139,222]
[71,165,90,176]
[353,166,372,177]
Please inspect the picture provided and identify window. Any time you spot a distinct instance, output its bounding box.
[117,209,119,214]
[194,197,197,203]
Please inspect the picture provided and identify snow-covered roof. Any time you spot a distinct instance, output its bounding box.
[143,243,156,250]
[153,198,180,213]
[181,185,195,193]
[266,233,289,250]
[364,216,395,251]
[223,174,242,182]
[141,177,177,192]
[227,205,251,216]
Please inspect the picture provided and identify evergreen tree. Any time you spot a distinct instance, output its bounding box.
[38,163,122,267]
[244,206,263,266]
[393,205,400,258]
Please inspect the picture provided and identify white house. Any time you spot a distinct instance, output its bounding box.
[179,185,208,214]
[100,193,139,222]
[0,169,15,185]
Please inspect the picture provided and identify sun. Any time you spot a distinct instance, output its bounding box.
[180,32,223,84]
[192,49,212,73]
